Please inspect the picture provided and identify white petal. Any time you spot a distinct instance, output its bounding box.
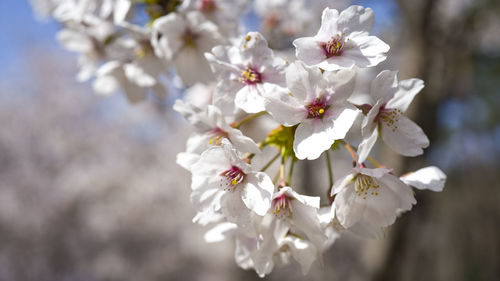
[316,8,340,39]
[331,173,355,196]
[285,61,322,101]
[370,70,399,103]
[401,166,446,192]
[323,69,357,101]
[174,48,214,86]
[212,80,243,115]
[221,190,252,225]
[204,222,238,243]
[293,37,326,66]
[191,146,231,176]
[283,236,317,275]
[234,85,266,113]
[242,173,274,216]
[357,127,378,164]
[293,119,336,160]
[386,78,425,113]
[344,34,389,68]
[337,5,374,35]
[228,128,261,154]
[330,108,358,140]
[263,85,307,126]
[176,152,200,171]
[380,114,429,156]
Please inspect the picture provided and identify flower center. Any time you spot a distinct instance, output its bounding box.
[220,166,246,190]
[322,34,346,58]
[207,127,229,145]
[238,67,262,85]
[181,29,198,48]
[377,108,402,132]
[200,0,216,12]
[354,175,380,199]
[272,193,292,217]
[306,98,329,119]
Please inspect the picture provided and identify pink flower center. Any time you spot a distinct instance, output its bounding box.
[207,127,229,145]
[220,166,246,190]
[200,0,216,12]
[238,67,262,85]
[306,97,329,119]
[322,34,346,58]
[272,193,292,217]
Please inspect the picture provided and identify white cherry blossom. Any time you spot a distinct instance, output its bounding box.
[173,100,260,170]
[205,32,287,114]
[190,141,274,226]
[331,167,416,232]
[264,61,358,160]
[293,5,389,71]
[151,11,225,86]
[357,70,429,163]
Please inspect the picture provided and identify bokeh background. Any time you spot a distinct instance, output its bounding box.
[1,0,499,280]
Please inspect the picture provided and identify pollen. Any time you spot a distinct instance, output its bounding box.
[207,127,229,145]
[272,193,293,218]
[238,67,262,85]
[378,108,402,132]
[306,97,329,119]
[322,33,347,58]
[354,174,380,199]
[220,166,246,190]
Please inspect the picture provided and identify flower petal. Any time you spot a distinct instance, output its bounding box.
[401,166,446,192]
[386,78,424,113]
[380,114,429,156]
[337,5,374,35]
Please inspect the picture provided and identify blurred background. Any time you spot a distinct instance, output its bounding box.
[0,0,499,280]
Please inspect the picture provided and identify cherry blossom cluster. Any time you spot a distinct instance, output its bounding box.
[176,5,446,277]
[31,0,447,277]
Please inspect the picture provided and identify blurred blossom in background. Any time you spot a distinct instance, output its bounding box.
[0,0,499,281]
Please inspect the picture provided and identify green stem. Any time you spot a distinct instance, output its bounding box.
[287,158,295,185]
[261,152,280,172]
[232,111,266,129]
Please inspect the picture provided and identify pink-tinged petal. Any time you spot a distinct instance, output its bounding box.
[316,8,340,40]
[401,166,446,192]
[337,6,375,35]
[293,119,336,160]
[342,34,389,68]
[293,37,327,66]
[370,70,399,103]
[234,85,266,113]
[357,127,378,164]
[263,85,307,126]
[285,61,323,101]
[241,173,274,216]
[380,115,429,156]
[386,78,425,113]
